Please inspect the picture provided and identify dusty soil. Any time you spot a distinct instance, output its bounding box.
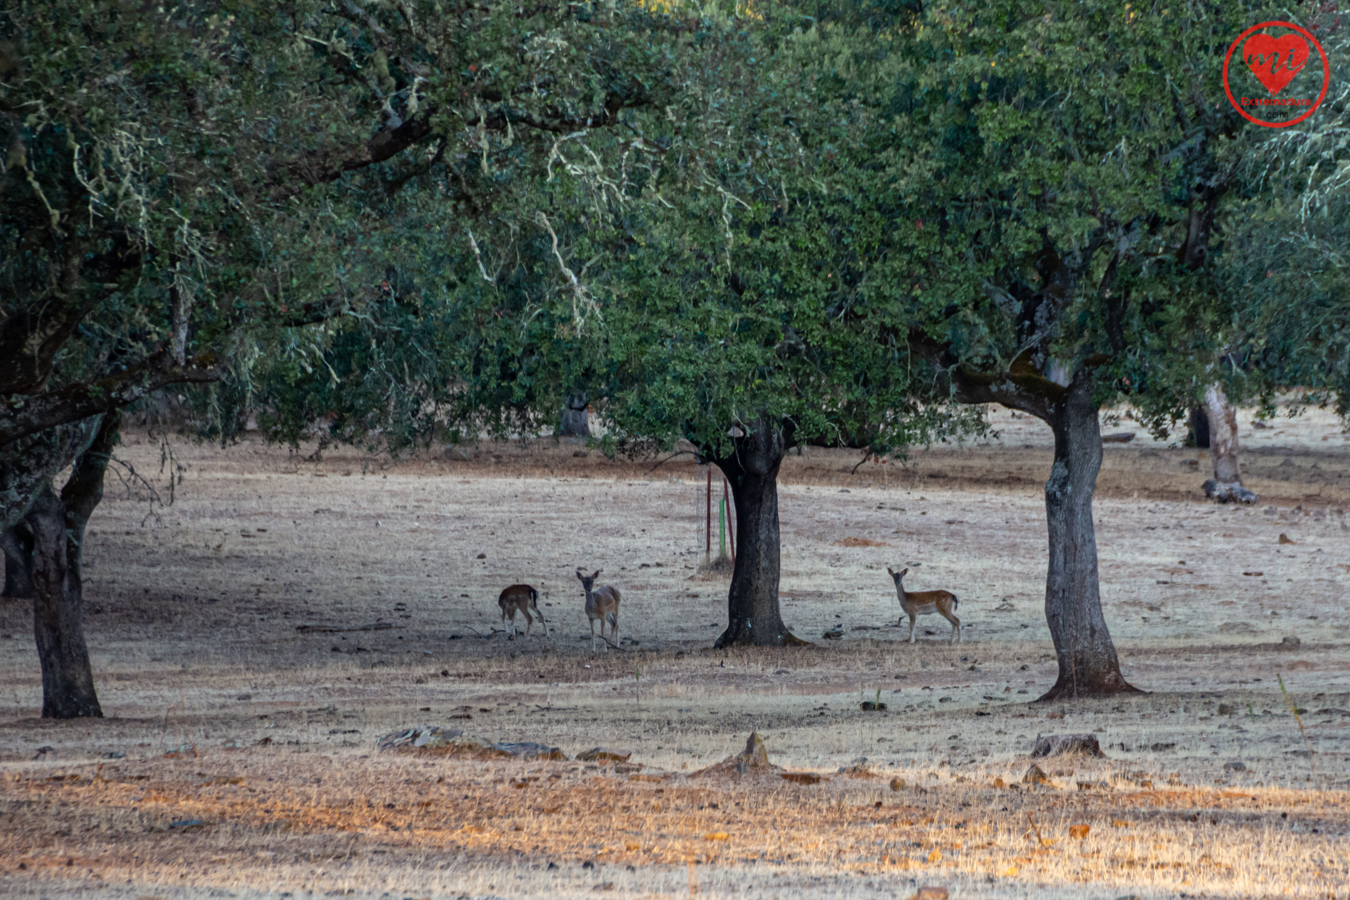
[1,404,1348,900]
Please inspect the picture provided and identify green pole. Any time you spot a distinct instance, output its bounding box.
[718,498,727,559]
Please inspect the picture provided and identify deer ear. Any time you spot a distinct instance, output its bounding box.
[575,570,584,580]
[886,567,894,576]
[593,569,602,578]
[900,568,908,577]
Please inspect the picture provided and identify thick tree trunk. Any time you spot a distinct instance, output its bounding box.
[28,485,102,718]
[558,392,590,437]
[2,523,35,599]
[1201,384,1257,504]
[1,417,103,533]
[1185,406,1210,448]
[1037,378,1139,701]
[707,417,801,647]
[27,411,118,719]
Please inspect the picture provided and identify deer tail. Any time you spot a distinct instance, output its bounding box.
[606,611,617,627]
[952,595,959,610]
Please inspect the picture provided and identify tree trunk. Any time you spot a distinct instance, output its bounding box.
[27,411,118,719]
[2,523,35,599]
[1201,383,1257,504]
[707,417,801,647]
[558,392,590,437]
[1,416,104,533]
[1185,406,1210,448]
[1037,377,1139,701]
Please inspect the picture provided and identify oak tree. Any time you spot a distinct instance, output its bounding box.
[0,0,700,715]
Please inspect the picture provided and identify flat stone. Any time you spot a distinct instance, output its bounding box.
[836,765,874,778]
[1203,479,1258,504]
[168,819,206,830]
[375,725,503,756]
[577,747,632,762]
[493,742,568,761]
[1031,733,1104,758]
[376,725,463,750]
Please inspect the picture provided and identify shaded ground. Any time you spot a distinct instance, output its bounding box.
[1,404,1347,899]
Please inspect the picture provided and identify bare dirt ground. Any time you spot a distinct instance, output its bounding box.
[1,404,1348,900]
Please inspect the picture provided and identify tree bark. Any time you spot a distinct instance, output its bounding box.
[558,392,591,437]
[26,411,119,719]
[1201,383,1257,504]
[1,417,104,533]
[2,523,35,599]
[1038,377,1139,701]
[706,417,802,647]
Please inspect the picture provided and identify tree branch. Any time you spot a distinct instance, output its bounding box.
[269,109,441,201]
[0,352,222,451]
[906,329,1058,421]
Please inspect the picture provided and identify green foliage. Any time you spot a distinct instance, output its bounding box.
[5,0,1327,479]
[709,0,1288,435]
[1221,7,1350,417]
[0,0,727,470]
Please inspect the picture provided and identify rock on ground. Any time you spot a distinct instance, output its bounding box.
[1031,733,1104,758]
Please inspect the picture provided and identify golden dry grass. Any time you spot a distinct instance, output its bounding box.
[1,402,1348,899]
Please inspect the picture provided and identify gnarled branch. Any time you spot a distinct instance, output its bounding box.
[0,352,222,451]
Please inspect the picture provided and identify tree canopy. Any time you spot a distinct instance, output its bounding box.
[1222,5,1350,415]
[1,0,703,514]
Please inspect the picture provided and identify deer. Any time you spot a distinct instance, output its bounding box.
[887,567,961,644]
[498,584,548,639]
[575,568,621,651]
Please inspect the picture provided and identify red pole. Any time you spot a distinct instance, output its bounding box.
[723,476,735,563]
[705,467,712,560]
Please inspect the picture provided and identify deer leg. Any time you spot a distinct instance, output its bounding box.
[523,608,533,639]
[947,614,961,644]
[908,615,917,644]
[590,617,598,652]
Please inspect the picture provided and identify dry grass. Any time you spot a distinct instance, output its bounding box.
[0,403,1347,899]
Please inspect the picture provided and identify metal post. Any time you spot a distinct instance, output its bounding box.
[723,476,735,564]
[705,467,712,562]
[718,497,727,559]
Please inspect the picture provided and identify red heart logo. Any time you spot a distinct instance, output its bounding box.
[1243,33,1309,95]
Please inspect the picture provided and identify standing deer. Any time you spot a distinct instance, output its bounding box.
[575,568,621,651]
[887,567,961,644]
[498,584,548,639]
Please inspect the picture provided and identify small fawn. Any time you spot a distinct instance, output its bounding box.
[498,584,548,639]
[576,568,621,652]
[888,566,961,644]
